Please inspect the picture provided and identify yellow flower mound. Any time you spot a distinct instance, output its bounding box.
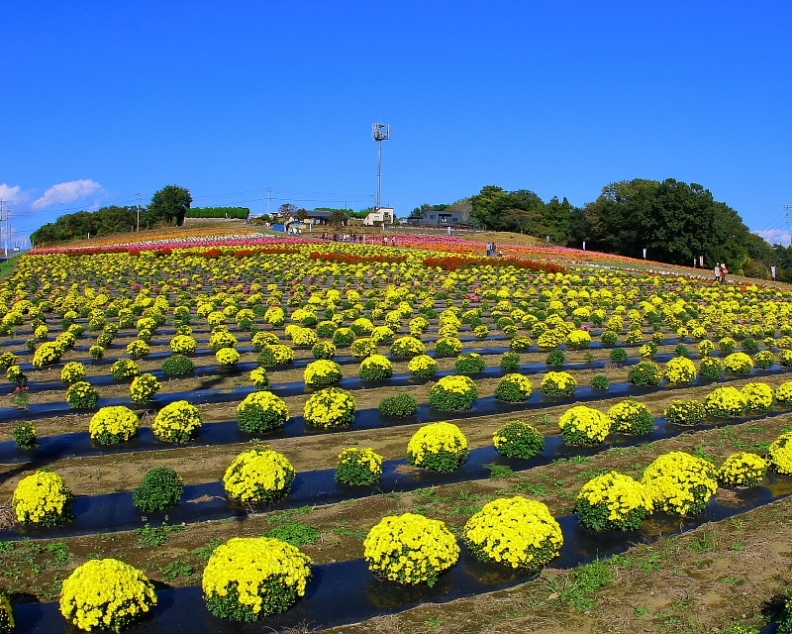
[303,387,356,428]
[641,452,718,516]
[152,400,203,443]
[407,422,469,472]
[88,406,140,445]
[718,452,768,487]
[202,537,311,620]
[776,381,792,404]
[664,357,697,385]
[12,470,71,525]
[223,448,295,504]
[60,559,157,632]
[558,405,612,445]
[216,347,241,365]
[169,334,197,354]
[704,386,747,418]
[32,342,62,368]
[335,447,384,486]
[464,497,563,569]
[741,382,774,411]
[408,354,438,378]
[769,432,792,475]
[428,375,478,411]
[364,513,460,585]
[303,359,342,387]
[576,471,653,531]
[723,352,754,374]
[540,371,577,396]
[566,329,592,348]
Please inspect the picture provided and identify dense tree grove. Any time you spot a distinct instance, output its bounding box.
[31,206,138,246]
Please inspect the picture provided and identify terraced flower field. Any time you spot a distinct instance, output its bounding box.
[1,237,792,633]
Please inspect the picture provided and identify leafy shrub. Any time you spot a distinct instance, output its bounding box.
[13,422,37,449]
[545,349,566,367]
[378,393,419,418]
[153,400,203,443]
[754,350,776,369]
[591,374,610,390]
[364,513,459,585]
[162,354,195,377]
[60,559,157,632]
[407,422,469,471]
[249,366,269,389]
[627,361,662,387]
[674,344,690,358]
[429,375,478,411]
[126,339,150,360]
[576,471,653,531]
[699,356,724,380]
[609,348,627,363]
[499,352,521,372]
[89,406,140,445]
[236,391,290,434]
[335,447,384,486]
[493,421,545,459]
[133,467,185,512]
[641,451,717,515]
[494,373,533,402]
[332,327,355,346]
[600,330,618,345]
[12,470,72,526]
[510,335,533,351]
[465,497,562,569]
[251,331,280,350]
[223,447,295,504]
[203,537,312,620]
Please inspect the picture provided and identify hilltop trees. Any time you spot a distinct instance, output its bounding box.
[143,185,192,227]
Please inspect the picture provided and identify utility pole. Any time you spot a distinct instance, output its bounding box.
[267,187,272,215]
[5,206,10,257]
[136,193,142,232]
[784,204,792,246]
[0,199,4,257]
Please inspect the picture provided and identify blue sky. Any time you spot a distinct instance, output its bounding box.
[2,1,791,245]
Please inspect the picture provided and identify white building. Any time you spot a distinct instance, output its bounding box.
[364,207,395,226]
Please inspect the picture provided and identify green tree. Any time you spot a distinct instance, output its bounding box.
[145,185,192,227]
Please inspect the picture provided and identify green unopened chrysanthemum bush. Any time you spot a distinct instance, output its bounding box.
[89,406,140,445]
[335,447,384,486]
[60,558,157,632]
[641,451,718,516]
[364,513,459,586]
[428,375,478,411]
[153,400,203,443]
[607,399,654,435]
[12,470,72,526]
[407,422,469,472]
[303,359,343,388]
[202,536,311,621]
[236,391,290,433]
[540,371,577,396]
[494,373,533,402]
[303,387,356,428]
[493,421,545,459]
[576,471,653,531]
[464,497,563,569]
[223,447,295,505]
[718,452,768,487]
[558,405,612,445]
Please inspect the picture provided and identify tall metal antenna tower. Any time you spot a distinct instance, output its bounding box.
[372,123,390,210]
[784,204,792,246]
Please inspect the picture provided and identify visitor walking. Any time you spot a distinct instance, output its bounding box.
[720,263,728,284]
[714,264,721,284]
[772,265,777,282]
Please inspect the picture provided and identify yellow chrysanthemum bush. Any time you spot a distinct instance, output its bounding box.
[257,344,295,367]
[209,330,238,351]
[607,399,655,435]
[769,432,792,475]
[408,354,438,379]
[776,381,792,404]
[12,470,73,526]
[464,497,562,570]
[428,375,478,411]
[358,354,394,381]
[494,373,533,402]
[575,471,653,531]
[540,371,577,397]
[216,347,241,366]
[202,536,311,621]
[66,381,100,409]
[59,558,157,633]
[88,406,140,445]
[303,359,343,388]
[741,382,775,411]
[364,513,459,586]
[130,373,160,404]
[249,366,269,389]
[407,422,469,472]
[303,387,356,428]
[717,452,768,487]
[664,356,697,385]
[0,594,12,634]
[152,400,203,444]
[704,386,747,418]
[390,336,425,358]
[236,391,290,434]
[664,399,707,426]
[32,341,62,369]
[335,447,384,486]
[223,447,296,505]
[558,405,612,446]
[60,361,87,386]
[723,352,754,375]
[169,334,197,355]
[641,451,718,516]
[493,421,545,459]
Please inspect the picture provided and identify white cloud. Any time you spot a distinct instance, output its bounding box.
[0,184,26,205]
[32,179,101,210]
[755,229,791,246]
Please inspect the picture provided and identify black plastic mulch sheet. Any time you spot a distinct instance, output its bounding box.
[2,409,788,541]
[12,474,792,633]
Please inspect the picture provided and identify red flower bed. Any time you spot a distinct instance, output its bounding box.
[422,255,567,274]
[308,252,407,264]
